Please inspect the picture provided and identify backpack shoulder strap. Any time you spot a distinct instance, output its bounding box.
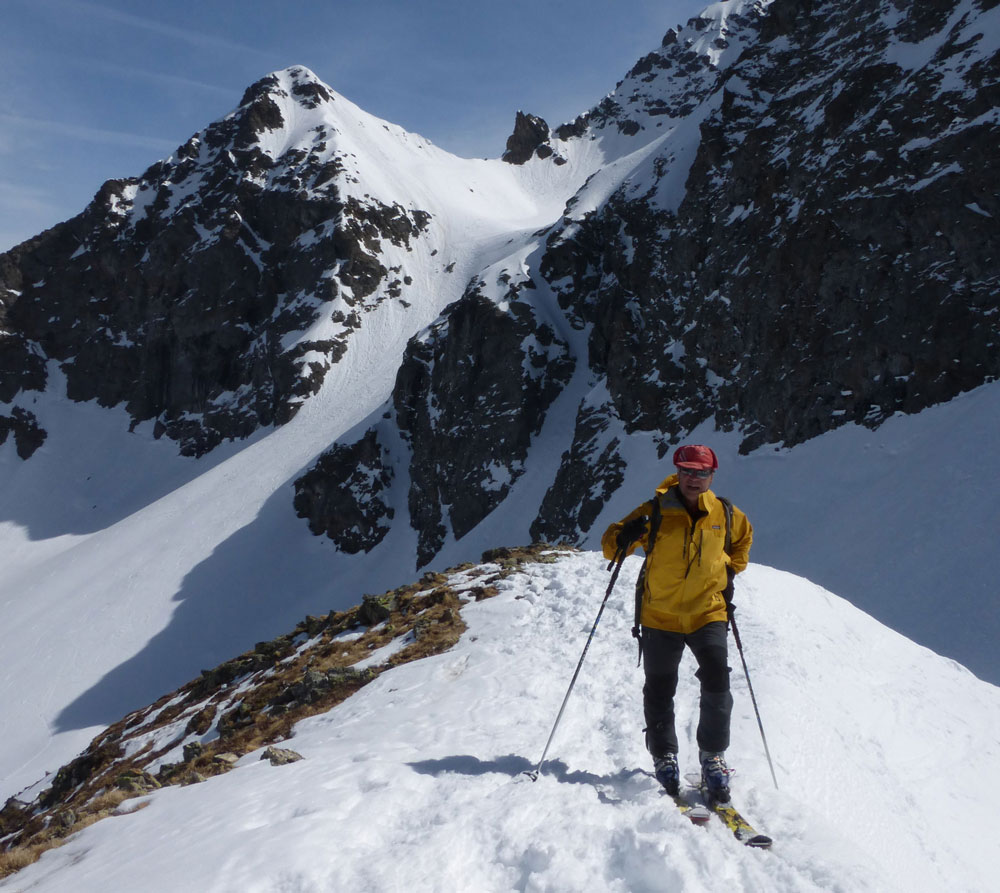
[718,496,736,621]
[632,491,664,665]
[718,496,733,554]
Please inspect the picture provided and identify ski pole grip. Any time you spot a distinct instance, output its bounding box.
[607,546,625,572]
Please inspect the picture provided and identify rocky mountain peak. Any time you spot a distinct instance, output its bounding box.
[229,66,340,154]
[239,65,334,110]
[0,66,439,457]
[502,111,553,164]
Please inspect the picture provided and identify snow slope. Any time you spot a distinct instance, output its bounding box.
[4,551,997,893]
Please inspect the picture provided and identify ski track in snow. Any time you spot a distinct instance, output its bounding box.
[4,552,998,893]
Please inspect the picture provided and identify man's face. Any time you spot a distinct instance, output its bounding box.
[677,466,714,504]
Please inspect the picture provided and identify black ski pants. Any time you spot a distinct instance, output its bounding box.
[642,621,733,758]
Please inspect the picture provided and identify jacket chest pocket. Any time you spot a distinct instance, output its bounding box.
[698,525,727,565]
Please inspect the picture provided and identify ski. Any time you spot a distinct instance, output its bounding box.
[703,798,772,848]
[684,773,772,848]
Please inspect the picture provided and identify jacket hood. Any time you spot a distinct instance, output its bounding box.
[655,473,679,494]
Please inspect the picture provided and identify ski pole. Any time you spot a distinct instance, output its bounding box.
[527,547,629,781]
[729,612,779,790]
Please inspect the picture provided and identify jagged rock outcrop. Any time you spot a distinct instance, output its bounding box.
[295,277,576,567]
[0,250,51,458]
[0,406,46,459]
[293,427,395,553]
[502,111,554,164]
[530,398,627,543]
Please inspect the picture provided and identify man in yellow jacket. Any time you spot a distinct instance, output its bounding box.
[602,444,752,802]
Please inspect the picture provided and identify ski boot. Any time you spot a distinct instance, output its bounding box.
[700,751,731,803]
[653,753,680,796]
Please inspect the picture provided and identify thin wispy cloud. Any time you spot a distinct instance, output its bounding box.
[0,180,69,249]
[0,113,177,153]
[0,179,58,208]
[44,0,270,59]
[83,59,237,100]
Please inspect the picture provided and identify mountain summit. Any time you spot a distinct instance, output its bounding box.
[0,65,578,458]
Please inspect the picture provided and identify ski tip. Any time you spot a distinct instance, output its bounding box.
[745,834,773,849]
[520,769,539,783]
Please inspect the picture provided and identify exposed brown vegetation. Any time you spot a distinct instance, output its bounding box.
[0,789,137,878]
[0,544,571,879]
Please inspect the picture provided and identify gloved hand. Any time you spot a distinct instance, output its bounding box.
[723,566,736,618]
[616,516,647,551]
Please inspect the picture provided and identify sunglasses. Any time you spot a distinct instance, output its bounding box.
[677,467,714,479]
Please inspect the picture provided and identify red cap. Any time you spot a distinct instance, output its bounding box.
[673,444,718,471]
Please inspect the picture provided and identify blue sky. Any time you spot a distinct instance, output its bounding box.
[0,0,711,253]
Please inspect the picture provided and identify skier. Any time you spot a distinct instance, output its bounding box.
[602,445,753,802]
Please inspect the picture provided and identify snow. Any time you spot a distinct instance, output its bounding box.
[353,628,416,670]
[909,161,963,191]
[1,6,999,887]
[882,0,972,73]
[4,552,998,892]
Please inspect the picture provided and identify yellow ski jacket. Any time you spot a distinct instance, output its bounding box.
[601,474,753,634]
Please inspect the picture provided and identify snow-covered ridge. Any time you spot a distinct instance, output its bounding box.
[508,0,772,171]
[3,550,998,891]
[2,547,532,841]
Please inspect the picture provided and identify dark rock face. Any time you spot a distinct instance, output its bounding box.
[528,0,1000,535]
[540,192,710,447]
[391,287,574,566]
[0,67,431,456]
[295,281,577,566]
[673,0,1000,451]
[0,406,46,459]
[293,427,394,553]
[0,269,47,457]
[294,277,577,565]
[530,399,627,544]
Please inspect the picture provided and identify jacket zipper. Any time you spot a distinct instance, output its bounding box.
[683,519,702,578]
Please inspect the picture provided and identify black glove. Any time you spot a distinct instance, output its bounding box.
[723,566,736,618]
[616,516,647,551]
